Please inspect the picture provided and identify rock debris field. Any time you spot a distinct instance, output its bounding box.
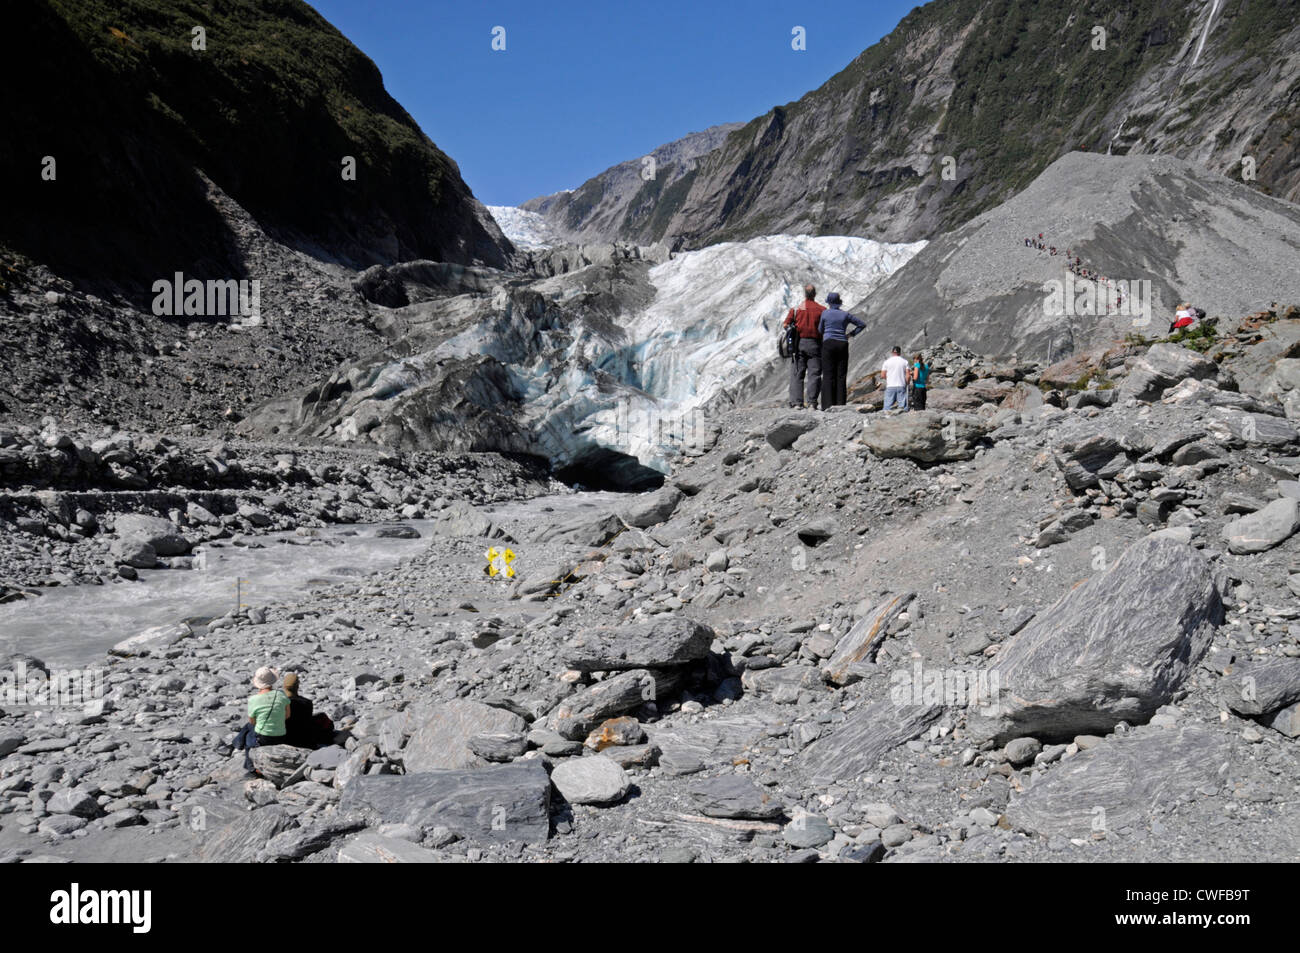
[3,320,1300,863]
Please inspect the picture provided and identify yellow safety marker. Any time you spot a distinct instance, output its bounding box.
[485,547,517,579]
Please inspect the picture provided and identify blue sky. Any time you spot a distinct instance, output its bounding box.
[307,0,921,206]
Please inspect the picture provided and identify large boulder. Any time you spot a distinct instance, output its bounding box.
[1204,407,1300,447]
[969,536,1222,743]
[1117,343,1218,401]
[339,760,551,844]
[249,745,308,787]
[1222,498,1300,554]
[1004,727,1229,839]
[619,485,683,528]
[110,536,157,569]
[552,669,676,740]
[687,775,784,820]
[1221,657,1300,717]
[1053,434,1128,491]
[431,502,510,541]
[338,833,440,863]
[561,617,714,672]
[765,415,818,451]
[858,411,988,463]
[112,513,190,556]
[392,699,527,772]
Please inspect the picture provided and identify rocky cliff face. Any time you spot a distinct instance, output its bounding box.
[520,124,744,245]
[527,0,1300,248]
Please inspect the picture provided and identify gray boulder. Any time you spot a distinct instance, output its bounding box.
[619,485,683,528]
[766,416,818,451]
[110,536,157,569]
[822,593,915,686]
[859,411,988,463]
[1118,344,1218,402]
[802,697,942,782]
[1054,435,1127,491]
[113,513,190,556]
[562,617,714,672]
[250,745,308,788]
[338,833,441,863]
[1222,498,1300,554]
[970,537,1222,743]
[1221,657,1300,717]
[552,669,669,740]
[394,700,527,771]
[340,760,551,844]
[550,755,630,805]
[1005,727,1229,838]
[1204,407,1300,447]
[109,622,193,657]
[688,775,784,820]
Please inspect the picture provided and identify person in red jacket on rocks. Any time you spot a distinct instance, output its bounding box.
[784,284,827,408]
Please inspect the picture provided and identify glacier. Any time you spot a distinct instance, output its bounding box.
[448,233,924,480]
[488,205,561,251]
[245,232,925,487]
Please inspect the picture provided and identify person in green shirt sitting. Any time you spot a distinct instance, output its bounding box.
[233,666,290,766]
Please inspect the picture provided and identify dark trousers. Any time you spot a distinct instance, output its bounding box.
[789,339,822,406]
[235,723,287,768]
[911,385,927,410]
[821,339,849,408]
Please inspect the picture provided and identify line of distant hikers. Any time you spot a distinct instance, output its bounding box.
[781,284,930,411]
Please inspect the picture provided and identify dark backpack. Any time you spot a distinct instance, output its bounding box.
[779,320,798,359]
[312,712,335,746]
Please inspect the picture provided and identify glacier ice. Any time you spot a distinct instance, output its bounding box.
[329,232,925,482]
[488,206,560,251]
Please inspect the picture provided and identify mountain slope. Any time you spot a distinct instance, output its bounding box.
[1,0,513,295]
[835,151,1300,380]
[534,0,1300,248]
[519,123,743,245]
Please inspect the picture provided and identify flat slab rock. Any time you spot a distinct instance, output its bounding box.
[801,697,942,782]
[339,760,551,844]
[687,775,784,820]
[561,617,715,672]
[390,699,526,771]
[1004,726,1230,839]
[338,833,441,863]
[969,536,1222,744]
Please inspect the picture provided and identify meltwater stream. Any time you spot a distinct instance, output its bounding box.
[0,491,634,669]
[0,520,443,668]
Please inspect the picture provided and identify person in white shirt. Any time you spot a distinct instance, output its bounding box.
[880,346,911,411]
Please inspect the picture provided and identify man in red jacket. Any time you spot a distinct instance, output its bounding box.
[784,284,826,408]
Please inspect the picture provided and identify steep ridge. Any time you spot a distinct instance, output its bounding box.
[528,0,1300,248]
